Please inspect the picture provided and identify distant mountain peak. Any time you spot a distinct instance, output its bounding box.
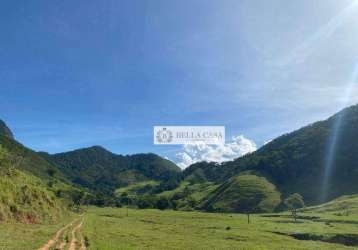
[0,119,14,139]
[87,145,109,152]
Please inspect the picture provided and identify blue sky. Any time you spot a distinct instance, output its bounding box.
[1,0,358,166]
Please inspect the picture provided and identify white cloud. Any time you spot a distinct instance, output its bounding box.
[175,135,257,169]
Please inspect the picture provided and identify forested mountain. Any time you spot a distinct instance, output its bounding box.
[184,104,358,205]
[41,146,181,194]
[0,131,62,181]
[0,125,81,223]
[0,119,14,139]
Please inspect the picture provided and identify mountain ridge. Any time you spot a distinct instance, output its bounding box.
[184,103,358,205]
[1,104,358,215]
[0,119,14,139]
[41,145,181,194]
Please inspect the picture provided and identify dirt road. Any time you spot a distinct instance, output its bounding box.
[37,217,86,250]
[68,219,85,250]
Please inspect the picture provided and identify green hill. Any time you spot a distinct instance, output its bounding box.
[0,122,86,223]
[303,194,358,215]
[42,146,181,194]
[201,175,281,213]
[0,145,70,223]
[184,104,358,205]
[0,134,63,181]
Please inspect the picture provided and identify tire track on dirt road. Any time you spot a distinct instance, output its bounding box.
[38,219,80,250]
[69,218,86,250]
[37,218,79,250]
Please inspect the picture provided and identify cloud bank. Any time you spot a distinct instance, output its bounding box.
[175,135,257,169]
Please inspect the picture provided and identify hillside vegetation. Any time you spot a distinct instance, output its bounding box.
[1,104,358,222]
[201,175,281,213]
[184,104,358,205]
[41,146,181,194]
[0,127,87,223]
[0,134,62,181]
[0,145,68,223]
[303,194,358,215]
[0,119,13,139]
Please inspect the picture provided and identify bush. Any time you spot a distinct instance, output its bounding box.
[156,197,171,210]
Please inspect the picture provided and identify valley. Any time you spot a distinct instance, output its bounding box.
[1,105,358,249]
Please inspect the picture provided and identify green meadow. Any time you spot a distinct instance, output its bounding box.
[3,195,358,250]
[80,207,358,250]
[0,214,77,250]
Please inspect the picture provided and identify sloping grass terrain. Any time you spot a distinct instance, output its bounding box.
[0,134,62,180]
[117,180,220,211]
[0,144,79,224]
[159,181,219,210]
[201,175,281,213]
[0,167,67,223]
[302,195,358,215]
[115,181,160,196]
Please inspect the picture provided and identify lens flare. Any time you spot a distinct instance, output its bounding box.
[321,62,358,202]
[281,0,358,66]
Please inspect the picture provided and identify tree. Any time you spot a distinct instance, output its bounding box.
[71,190,85,206]
[186,196,197,208]
[235,194,263,224]
[156,196,171,210]
[46,168,56,177]
[153,178,180,193]
[284,193,305,222]
[137,195,157,209]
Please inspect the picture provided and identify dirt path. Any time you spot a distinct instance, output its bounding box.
[57,241,67,250]
[78,228,87,250]
[37,218,79,250]
[37,216,87,250]
[69,219,86,250]
[54,228,70,250]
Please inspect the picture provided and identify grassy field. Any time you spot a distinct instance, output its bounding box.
[80,206,358,250]
[2,197,358,250]
[0,214,77,250]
